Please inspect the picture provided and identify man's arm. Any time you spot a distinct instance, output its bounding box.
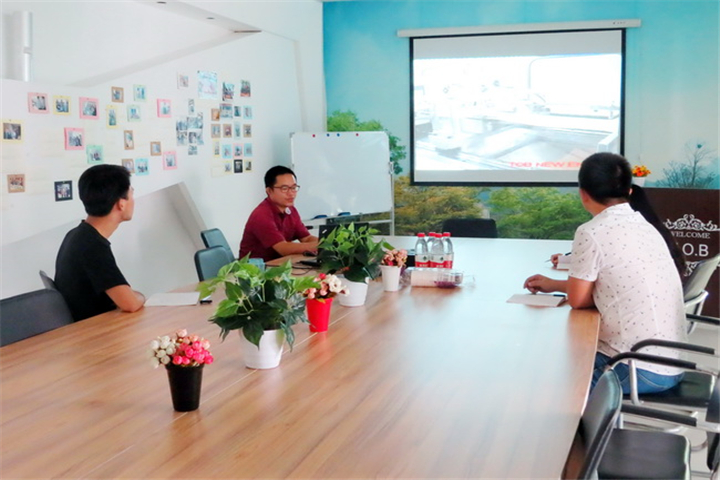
[272,238,319,257]
[523,274,595,309]
[106,284,145,312]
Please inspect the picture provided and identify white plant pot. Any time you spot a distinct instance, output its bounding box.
[240,329,285,369]
[633,177,646,186]
[380,265,402,292]
[338,277,369,307]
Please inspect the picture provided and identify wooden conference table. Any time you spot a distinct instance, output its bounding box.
[0,237,599,479]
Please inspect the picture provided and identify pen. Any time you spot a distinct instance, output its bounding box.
[553,294,566,297]
[545,252,572,262]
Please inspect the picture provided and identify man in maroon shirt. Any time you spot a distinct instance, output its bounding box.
[238,166,319,261]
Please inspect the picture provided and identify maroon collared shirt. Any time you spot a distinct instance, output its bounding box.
[238,197,311,261]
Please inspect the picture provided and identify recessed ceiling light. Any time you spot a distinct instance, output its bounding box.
[207,17,214,20]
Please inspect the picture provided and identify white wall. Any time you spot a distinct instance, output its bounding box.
[0,0,325,298]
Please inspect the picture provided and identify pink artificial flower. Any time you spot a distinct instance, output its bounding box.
[172,355,183,365]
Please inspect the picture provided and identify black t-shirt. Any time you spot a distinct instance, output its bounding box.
[54,221,129,321]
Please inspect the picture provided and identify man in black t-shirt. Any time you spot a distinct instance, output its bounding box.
[55,165,145,321]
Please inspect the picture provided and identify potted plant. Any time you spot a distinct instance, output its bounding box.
[631,164,651,186]
[380,248,408,292]
[302,273,348,332]
[316,223,392,306]
[149,329,214,411]
[198,257,317,369]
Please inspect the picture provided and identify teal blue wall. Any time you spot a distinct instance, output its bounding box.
[324,0,719,188]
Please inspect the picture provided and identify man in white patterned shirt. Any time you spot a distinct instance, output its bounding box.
[524,153,686,393]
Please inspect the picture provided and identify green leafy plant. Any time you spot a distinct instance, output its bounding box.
[198,257,318,349]
[317,223,392,283]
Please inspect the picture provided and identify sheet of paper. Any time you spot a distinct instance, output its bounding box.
[555,254,571,271]
[145,292,200,307]
[507,293,567,307]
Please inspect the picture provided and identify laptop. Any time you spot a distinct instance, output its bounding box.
[298,222,369,268]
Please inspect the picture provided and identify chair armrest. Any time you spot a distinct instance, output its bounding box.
[631,338,715,356]
[608,351,719,376]
[687,313,720,327]
[622,404,720,434]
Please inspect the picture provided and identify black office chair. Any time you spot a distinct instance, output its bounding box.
[201,228,233,252]
[0,289,74,346]
[566,369,623,480]
[39,270,57,290]
[194,246,235,282]
[597,352,720,480]
[442,218,498,238]
[684,253,720,321]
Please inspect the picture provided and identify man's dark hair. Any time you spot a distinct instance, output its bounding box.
[264,166,296,189]
[78,164,131,217]
[578,152,632,204]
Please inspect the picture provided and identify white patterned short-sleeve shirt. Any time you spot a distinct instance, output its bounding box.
[569,203,687,375]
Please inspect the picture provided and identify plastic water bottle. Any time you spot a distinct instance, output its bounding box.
[429,233,446,268]
[442,232,454,269]
[414,233,429,268]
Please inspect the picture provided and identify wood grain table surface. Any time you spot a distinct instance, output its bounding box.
[0,237,598,479]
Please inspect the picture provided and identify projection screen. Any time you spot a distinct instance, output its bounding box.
[410,29,625,185]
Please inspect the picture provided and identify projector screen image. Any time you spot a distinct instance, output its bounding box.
[411,29,624,185]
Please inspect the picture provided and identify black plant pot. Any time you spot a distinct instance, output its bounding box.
[165,363,204,412]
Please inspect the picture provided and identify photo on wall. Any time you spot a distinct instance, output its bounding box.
[123,130,134,150]
[86,145,103,164]
[240,80,251,97]
[243,106,253,119]
[7,174,25,193]
[54,180,73,201]
[157,99,172,118]
[28,92,49,114]
[243,124,252,138]
[222,124,232,138]
[3,120,23,142]
[244,143,253,157]
[106,105,118,128]
[53,95,70,115]
[177,73,189,89]
[133,84,147,101]
[150,141,162,156]
[135,158,149,176]
[245,160,252,172]
[163,151,177,170]
[111,86,124,103]
[210,124,221,138]
[127,104,141,122]
[234,106,242,117]
[64,127,84,150]
[122,158,135,174]
[222,82,235,101]
[221,144,232,159]
[219,103,233,119]
[79,97,99,119]
[197,70,218,99]
[234,158,243,173]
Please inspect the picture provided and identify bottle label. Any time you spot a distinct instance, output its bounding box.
[416,253,430,268]
[444,253,454,269]
[430,254,445,268]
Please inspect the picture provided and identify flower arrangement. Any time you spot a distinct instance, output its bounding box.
[382,249,408,268]
[303,273,348,301]
[632,165,651,177]
[149,329,214,368]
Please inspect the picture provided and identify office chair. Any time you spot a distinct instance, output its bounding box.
[684,253,720,329]
[597,352,720,480]
[568,369,623,480]
[200,228,234,254]
[194,246,235,282]
[39,270,58,290]
[441,218,498,238]
[0,288,74,346]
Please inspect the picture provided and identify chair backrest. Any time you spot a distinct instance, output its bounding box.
[442,218,498,238]
[200,228,233,252]
[39,270,58,290]
[576,370,623,480]
[684,253,720,302]
[194,246,235,282]
[0,289,74,346]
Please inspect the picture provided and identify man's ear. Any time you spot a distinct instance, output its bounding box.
[115,197,127,213]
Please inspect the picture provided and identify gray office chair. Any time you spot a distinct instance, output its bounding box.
[0,289,74,346]
[566,369,622,480]
[194,246,235,282]
[683,253,720,321]
[442,218,498,238]
[39,270,58,290]
[201,228,234,253]
[597,352,720,480]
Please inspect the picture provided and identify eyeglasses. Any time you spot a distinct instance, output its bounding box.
[272,185,300,193]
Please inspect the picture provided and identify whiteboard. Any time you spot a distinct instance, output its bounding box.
[291,132,392,220]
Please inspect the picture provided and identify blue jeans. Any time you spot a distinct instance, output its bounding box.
[592,352,684,394]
